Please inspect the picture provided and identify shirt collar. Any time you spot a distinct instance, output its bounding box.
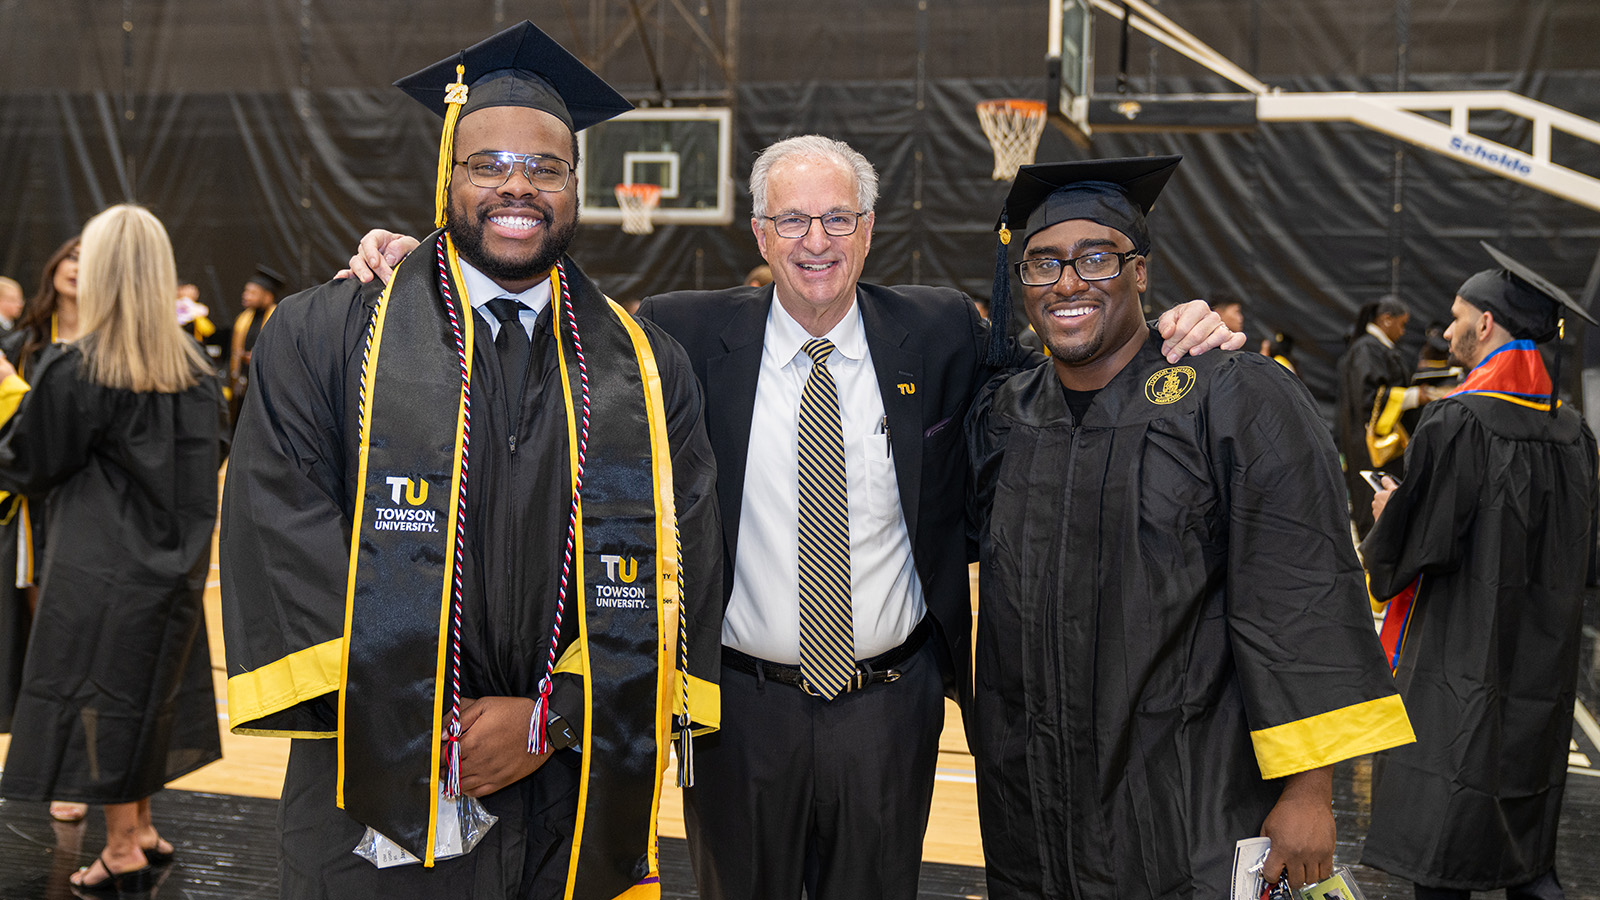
[767,293,867,367]
[1365,322,1396,349]
[457,257,553,315]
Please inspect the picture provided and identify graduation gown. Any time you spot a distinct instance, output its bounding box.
[0,344,226,803]
[1335,332,1413,535]
[1359,392,1598,890]
[968,330,1412,900]
[0,328,49,730]
[220,259,722,899]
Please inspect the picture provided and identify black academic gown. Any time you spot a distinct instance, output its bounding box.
[220,260,721,899]
[1335,332,1413,536]
[1359,395,1598,890]
[968,330,1409,900]
[0,344,226,803]
[0,327,48,730]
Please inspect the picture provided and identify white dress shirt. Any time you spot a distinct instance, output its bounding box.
[723,295,926,663]
[458,259,552,340]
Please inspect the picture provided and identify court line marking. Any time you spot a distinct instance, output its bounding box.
[1569,699,1600,778]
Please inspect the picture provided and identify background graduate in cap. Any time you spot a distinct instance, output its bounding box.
[1361,243,1598,900]
[968,156,1413,899]
[228,263,285,424]
[220,20,723,900]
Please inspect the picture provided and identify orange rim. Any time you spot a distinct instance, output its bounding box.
[977,98,1047,116]
[615,183,663,201]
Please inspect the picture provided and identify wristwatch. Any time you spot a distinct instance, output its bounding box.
[545,713,577,751]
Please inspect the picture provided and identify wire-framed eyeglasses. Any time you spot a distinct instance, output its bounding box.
[760,211,869,239]
[1015,250,1141,286]
[454,151,573,192]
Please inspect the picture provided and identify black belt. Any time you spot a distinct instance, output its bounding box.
[722,617,932,697]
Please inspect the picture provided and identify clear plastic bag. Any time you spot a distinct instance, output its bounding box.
[352,785,498,868]
[1299,867,1367,900]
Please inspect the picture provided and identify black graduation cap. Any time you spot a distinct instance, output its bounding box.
[996,155,1181,255]
[983,155,1182,365]
[1458,241,1597,415]
[393,21,634,227]
[246,264,286,295]
[393,20,633,132]
[1457,241,1597,342]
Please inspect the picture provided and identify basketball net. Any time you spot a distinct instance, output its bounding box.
[615,183,663,235]
[977,99,1048,181]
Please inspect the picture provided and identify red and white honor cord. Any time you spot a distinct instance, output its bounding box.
[435,236,474,798]
[675,530,694,787]
[529,262,590,755]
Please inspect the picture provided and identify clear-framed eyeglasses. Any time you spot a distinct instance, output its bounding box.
[761,211,869,239]
[1015,250,1141,286]
[454,151,573,192]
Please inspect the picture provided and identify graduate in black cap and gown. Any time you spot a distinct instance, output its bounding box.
[1360,244,1599,900]
[219,21,723,900]
[228,264,284,424]
[966,156,1414,899]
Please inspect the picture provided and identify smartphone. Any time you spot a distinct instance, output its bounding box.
[1359,470,1396,492]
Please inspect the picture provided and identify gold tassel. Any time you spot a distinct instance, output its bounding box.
[434,63,470,228]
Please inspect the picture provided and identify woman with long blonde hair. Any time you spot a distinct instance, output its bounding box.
[0,204,226,892]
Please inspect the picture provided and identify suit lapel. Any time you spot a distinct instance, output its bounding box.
[705,291,771,570]
[858,287,924,543]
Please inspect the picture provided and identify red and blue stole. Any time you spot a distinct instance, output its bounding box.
[1447,339,1553,410]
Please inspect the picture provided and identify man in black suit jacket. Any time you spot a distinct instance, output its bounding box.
[343,135,1236,900]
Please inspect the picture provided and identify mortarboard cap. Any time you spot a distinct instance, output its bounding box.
[983,155,1181,366]
[393,21,634,228]
[997,155,1181,255]
[246,264,286,295]
[394,21,633,133]
[1458,241,1597,416]
[1456,241,1597,343]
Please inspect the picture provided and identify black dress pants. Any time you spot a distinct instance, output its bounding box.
[684,639,945,900]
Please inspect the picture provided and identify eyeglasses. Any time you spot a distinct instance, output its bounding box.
[454,151,573,192]
[1015,250,1141,286]
[760,211,869,239]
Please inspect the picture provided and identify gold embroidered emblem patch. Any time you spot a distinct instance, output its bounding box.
[1144,366,1197,405]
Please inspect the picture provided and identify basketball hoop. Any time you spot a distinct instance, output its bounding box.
[976,99,1049,181]
[615,183,663,235]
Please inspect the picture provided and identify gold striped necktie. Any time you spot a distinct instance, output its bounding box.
[797,337,853,699]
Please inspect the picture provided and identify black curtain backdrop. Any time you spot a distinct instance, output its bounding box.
[2,0,1598,412]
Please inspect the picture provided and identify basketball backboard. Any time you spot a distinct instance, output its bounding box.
[1047,0,1095,146]
[577,107,734,227]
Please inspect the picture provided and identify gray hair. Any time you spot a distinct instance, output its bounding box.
[749,135,879,219]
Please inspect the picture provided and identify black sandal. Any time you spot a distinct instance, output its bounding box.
[141,840,176,866]
[70,853,158,893]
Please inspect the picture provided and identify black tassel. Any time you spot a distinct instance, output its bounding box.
[984,218,1014,367]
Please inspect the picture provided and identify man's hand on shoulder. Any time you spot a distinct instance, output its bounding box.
[1156,299,1248,363]
[336,230,422,285]
[1260,765,1335,889]
[456,696,552,797]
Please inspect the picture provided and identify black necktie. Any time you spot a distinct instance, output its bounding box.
[486,297,530,404]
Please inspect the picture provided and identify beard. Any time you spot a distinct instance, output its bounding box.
[1447,327,1478,368]
[1043,316,1107,365]
[447,198,579,284]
